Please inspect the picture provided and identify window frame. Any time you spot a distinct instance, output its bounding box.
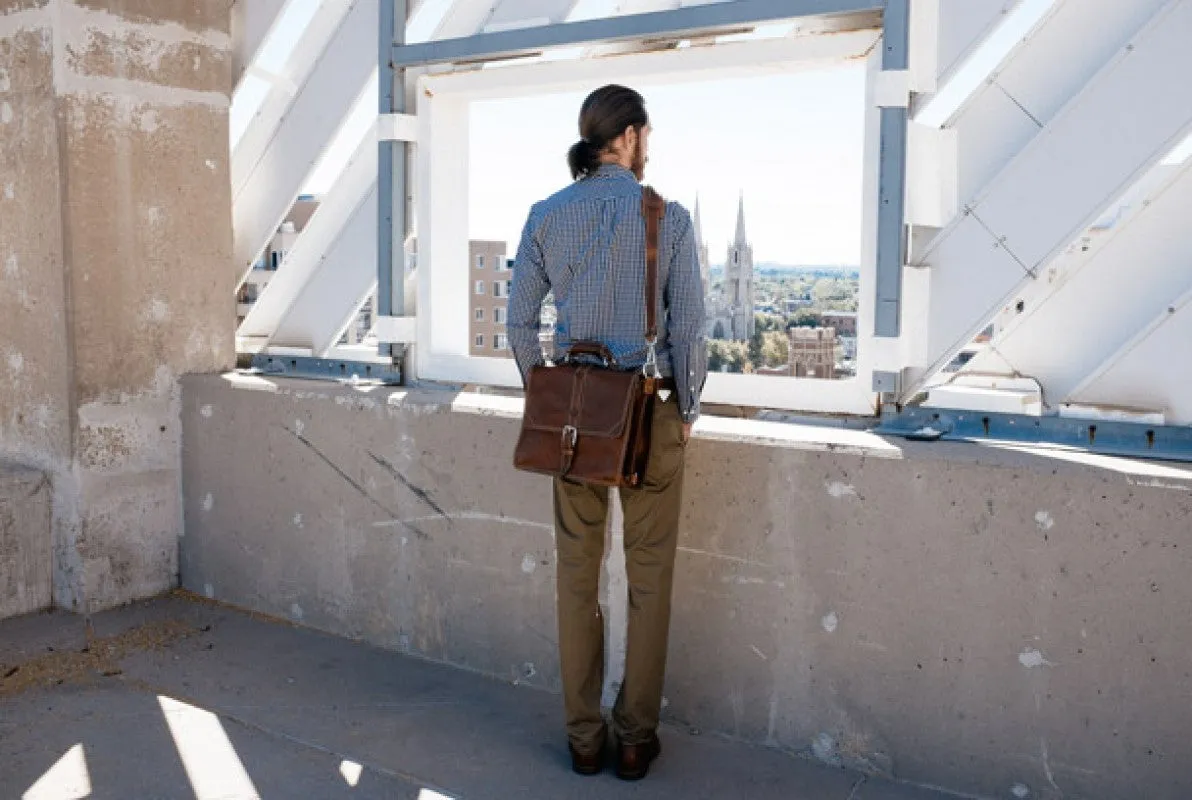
[412,33,887,415]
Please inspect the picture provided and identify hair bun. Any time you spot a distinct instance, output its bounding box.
[568,138,602,180]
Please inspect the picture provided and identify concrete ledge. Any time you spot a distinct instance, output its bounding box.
[0,463,51,620]
[182,373,1192,800]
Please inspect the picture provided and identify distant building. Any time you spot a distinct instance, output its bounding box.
[819,310,857,337]
[237,196,319,324]
[784,295,813,314]
[789,326,837,379]
[468,241,512,359]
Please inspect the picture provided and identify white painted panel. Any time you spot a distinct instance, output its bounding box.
[936,0,1020,84]
[965,162,1192,404]
[906,122,957,227]
[992,0,1168,130]
[951,0,1167,205]
[975,0,1192,271]
[917,212,1027,366]
[911,0,1192,392]
[232,0,376,274]
[1071,290,1192,424]
[231,0,290,85]
[239,122,377,340]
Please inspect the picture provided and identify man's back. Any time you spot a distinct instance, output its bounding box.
[508,163,706,424]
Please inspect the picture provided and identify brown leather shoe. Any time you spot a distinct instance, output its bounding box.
[569,743,604,776]
[616,734,661,781]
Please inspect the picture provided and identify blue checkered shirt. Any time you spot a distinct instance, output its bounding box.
[509,164,707,423]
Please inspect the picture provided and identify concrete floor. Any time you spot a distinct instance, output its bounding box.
[0,595,961,800]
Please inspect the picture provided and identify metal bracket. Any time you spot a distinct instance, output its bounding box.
[875,406,1192,463]
[251,354,402,385]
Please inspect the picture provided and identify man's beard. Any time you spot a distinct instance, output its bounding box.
[632,136,647,181]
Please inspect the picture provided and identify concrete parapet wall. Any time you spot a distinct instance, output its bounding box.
[181,374,1192,800]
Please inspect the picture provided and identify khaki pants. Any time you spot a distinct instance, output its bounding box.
[553,397,687,754]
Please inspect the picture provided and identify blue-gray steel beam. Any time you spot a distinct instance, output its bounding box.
[391,0,884,68]
[875,406,1192,464]
[874,0,909,338]
[378,0,409,360]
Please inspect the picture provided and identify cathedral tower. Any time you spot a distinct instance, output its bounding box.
[724,193,755,340]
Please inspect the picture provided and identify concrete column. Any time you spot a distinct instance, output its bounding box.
[0,0,234,613]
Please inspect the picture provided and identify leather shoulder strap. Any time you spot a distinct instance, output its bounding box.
[641,186,665,343]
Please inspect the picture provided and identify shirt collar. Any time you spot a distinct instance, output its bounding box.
[591,163,637,182]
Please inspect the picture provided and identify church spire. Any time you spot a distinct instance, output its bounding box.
[734,191,748,246]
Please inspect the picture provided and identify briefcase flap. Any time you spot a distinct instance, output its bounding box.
[523,364,640,439]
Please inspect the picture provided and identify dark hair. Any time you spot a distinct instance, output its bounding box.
[567,85,649,180]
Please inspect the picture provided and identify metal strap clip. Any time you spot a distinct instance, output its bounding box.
[642,338,662,379]
[560,425,578,474]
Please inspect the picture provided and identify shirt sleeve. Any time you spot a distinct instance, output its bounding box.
[508,207,550,386]
[664,205,707,423]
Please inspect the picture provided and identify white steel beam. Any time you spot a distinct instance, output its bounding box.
[906,0,1192,400]
[934,0,1020,87]
[231,0,290,87]
[414,27,882,100]
[239,122,378,350]
[398,0,882,67]
[947,0,1168,206]
[232,0,376,277]
[963,161,1192,409]
[412,29,883,415]
[233,0,355,200]
[272,189,378,354]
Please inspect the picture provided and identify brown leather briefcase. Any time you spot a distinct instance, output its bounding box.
[513,186,667,488]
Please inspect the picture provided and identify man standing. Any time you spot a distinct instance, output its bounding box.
[508,85,707,781]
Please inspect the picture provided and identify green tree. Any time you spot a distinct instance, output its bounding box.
[748,330,764,369]
[762,331,789,367]
[788,308,821,329]
[707,341,725,373]
[726,341,748,373]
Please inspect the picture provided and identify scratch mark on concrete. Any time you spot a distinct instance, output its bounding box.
[677,546,769,568]
[750,645,768,661]
[371,512,553,534]
[446,558,503,575]
[26,474,51,499]
[1040,739,1063,796]
[368,452,451,523]
[1126,477,1192,492]
[282,426,427,540]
